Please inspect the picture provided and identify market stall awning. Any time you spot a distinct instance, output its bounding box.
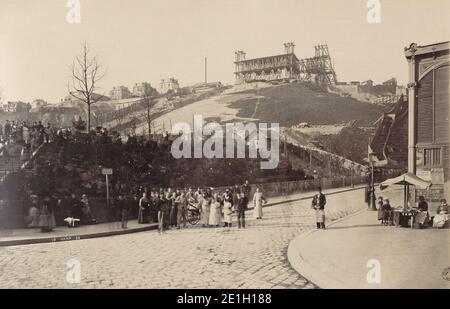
[380,172,432,190]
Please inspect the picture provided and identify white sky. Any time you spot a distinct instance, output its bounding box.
[0,0,449,103]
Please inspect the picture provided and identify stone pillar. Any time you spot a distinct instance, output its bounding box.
[407,57,417,175]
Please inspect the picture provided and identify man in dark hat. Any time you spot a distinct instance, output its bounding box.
[237,192,248,228]
[241,180,251,199]
[232,184,241,209]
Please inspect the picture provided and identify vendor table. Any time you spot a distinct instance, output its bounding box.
[392,210,416,228]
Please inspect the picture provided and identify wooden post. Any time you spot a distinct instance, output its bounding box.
[351,165,354,188]
[102,168,113,207]
[106,174,110,207]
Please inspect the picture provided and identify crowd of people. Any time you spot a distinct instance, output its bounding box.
[25,180,270,233]
[131,180,267,234]
[26,192,97,232]
[0,119,55,163]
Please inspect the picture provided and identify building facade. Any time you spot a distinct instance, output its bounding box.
[30,99,48,109]
[159,78,179,94]
[110,86,132,100]
[2,101,32,113]
[133,82,156,97]
[405,41,450,201]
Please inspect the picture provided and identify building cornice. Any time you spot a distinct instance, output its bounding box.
[404,41,450,58]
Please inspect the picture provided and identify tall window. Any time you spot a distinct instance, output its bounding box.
[423,148,441,166]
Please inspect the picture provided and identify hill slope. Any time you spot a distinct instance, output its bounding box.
[229,82,385,126]
[144,82,385,133]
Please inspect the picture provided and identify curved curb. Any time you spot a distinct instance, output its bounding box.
[0,224,158,247]
[252,185,365,211]
[287,208,367,289]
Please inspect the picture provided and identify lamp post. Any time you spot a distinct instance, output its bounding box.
[369,158,377,211]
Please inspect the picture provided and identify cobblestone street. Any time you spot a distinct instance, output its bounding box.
[0,189,365,288]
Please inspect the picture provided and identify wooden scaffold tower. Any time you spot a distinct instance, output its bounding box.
[297,44,337,86]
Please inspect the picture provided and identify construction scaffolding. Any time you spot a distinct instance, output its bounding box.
[234,46,299,84]
[234,43,337,86]
[297,44,337,85]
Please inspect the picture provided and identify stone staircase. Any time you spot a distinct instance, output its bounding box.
[0,157,23,181]
[370,96,408,168]
[0,142,47,185]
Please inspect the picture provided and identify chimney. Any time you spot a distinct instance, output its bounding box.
[205,57,207,84]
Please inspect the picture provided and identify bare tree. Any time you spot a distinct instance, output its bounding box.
[145,96,153,137]
[68,43,105,132]
[142,86,158,138]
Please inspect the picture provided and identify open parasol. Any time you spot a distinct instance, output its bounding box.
[380,172,431,210]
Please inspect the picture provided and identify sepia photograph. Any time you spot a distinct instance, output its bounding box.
[0,0,449,295]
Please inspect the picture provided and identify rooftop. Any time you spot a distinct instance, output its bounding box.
[404,41,450,58]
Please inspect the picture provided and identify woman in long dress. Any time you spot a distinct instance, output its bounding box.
[200,192,210,227]
[209,194,222,227]
[138,192,149,224]
[415,196,429,228]
[223,189,233,227]
[377,196,384,223]
[80,194,95,224]
[26,195,40,228]
[433,199,449,228]
[38,195,56,232]
[169,192,178,228]
[156,192,165,234]
[176,192,187,229]
[252,187,266,220]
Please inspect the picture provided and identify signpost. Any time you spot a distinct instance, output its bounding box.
[102,168,113,207]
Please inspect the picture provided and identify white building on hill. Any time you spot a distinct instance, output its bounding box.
[159,78,179,94]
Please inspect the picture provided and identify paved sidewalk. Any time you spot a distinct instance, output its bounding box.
[288,202,450,289]
[0,185,364,246]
